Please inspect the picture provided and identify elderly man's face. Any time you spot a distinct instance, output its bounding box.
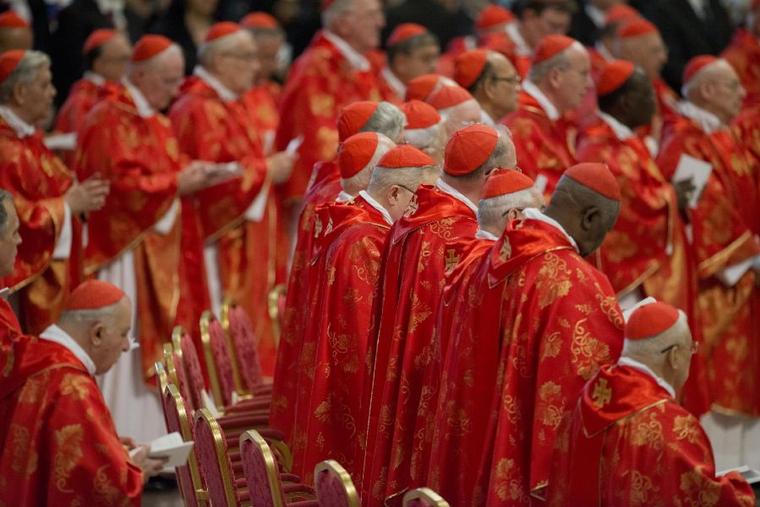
[19,63,56,127]
[618,32,667,81]
[94,33,132,82]
[343,0,385,53]
[703,63,746,122]
[143,50,184,110]
[215,33,259,95]
[254,33,283,81]
[554,46,591,112]
[0,198,20,278]
[393,42,440,84]
[90,298,132,375]
[484,54,521,119]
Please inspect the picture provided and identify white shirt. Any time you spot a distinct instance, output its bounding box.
[505,22,532,57]
[84,71,106,87]
[480,109,496,126]
[522,80,560,121]
[522,207,579,252]
[677,101,723,134]
[359,190,393,225]
[40,324,97,376]
[436,178,478,215]
[122,78,154,118]
[618,356,676,398]
[585,4,606,28]
[323,30,370,72]
[194,66,238,102]
[476,228,499,241]
[597,111,635,140]
[0,105,35,138]
[594,41,613,62]
[381,67,406,100]
[336,190,353,203]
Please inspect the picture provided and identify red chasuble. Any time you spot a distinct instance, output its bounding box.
[0,337,142,506]
[361,185,478,506]
[471,218,623,505]
[270,160,341,440]
[75,86,182,383]
[547,364,756,507]
[0,119,80,334]
[502,91,575,196]
[169,76,272,369]
[55,78,111,135]
[658,116,760,416]
[723,29,760,103]
[275,31,381,200]
[294,195,390,481]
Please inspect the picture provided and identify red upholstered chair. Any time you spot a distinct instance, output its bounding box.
[193,408,246,506]
[201,310,240,408]
[173,326,207,412]
[402,488,450,507]
[223,302,274,393]
[313,460,359,507]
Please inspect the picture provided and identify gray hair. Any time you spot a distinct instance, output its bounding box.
[197,30,253,68]
[127,43,183,75]
[622,309,689,358]
[0,189,11,230]
[403,122,444,153]
[477,187,541,227]
[363,101,406,142]
[368,164,438,194]
[449,134,510,182]
[322,0,356,28]
[528,52,570,83]
[59,299,124,325]
[341,134,396,195]
[0,50,49,103]
[681,58,731,99]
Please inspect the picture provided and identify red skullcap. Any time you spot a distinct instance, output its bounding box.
[65,280,127,311]
[387,23,428,46]
[478,32,516,59]
[563,162,622,201]
[683,55,719,85]
[406,74,444,101]
[604,4,640,25]
[83,29,118,55]
[338,132,382,178]
[454,49,489,89]
[132,34,173,62]
[378,144,434,169]
[482,168,534,199]
[0,49,25,84]
[205,22,242,43]
[444,124,499,176]
[401,100,441,129]
[596,59,635,96]
[625,301,680,340]
[617,18,658,39]
[533,34,576,64]
[427,85,474,110]
[475,5,514,31]
[241,12,280,29]
[337,101,379,142]
[0,11,28,29]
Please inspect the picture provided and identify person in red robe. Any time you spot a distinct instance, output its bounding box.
[76,35,228,444]
[361,124,514,506]
[404,73,456,102]
[467,163,624,505]
[722,1,760,104]
[274,0,384,202]
[296,144,439,482]
[0,281,167,506]
[657,56,760,471]
[270,100,405,442]
[400,100,445,164]
[169,22,294,375]
[0,50,109,334]
[453,48,521,126]
[425,84,482,138]
[0,190,21,344]
[547,301,756,506]
[378,24,440,104]
[0,11,32,53]
[503,35,590,197]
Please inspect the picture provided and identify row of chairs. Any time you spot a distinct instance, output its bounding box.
[154,300,449,506]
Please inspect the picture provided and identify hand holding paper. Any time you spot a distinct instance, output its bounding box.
[672,154,712,209]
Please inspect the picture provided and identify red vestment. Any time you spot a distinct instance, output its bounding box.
[657,115,760,416]
[0,119,80,334]
[0,336,142,506]
[503,91,576,196]
[377,68,405,105]
[723,29,760,103]
[275,31,382,199]
[55,77,108,135]
[361,185,478,506]
[547,364,756,507]
[471,218,624,505]
[75,85,182,383]
[294,195,390,481]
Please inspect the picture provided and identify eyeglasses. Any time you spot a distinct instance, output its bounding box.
[490,75,521,86]
[660,341,699,355]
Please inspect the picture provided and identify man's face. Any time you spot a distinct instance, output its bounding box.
[90,298,132,375]
[342,0,385,53]
[0,27,32,53]
[618,33,667,81]
[18,64,56,127]
[554,46,591,112]
[624,71,657,128]
[523,7,572,48]
[215,33,259,95]
[254,33,283,81]
[0,199,20,278]
[706,64,746,122]
[94,34,132,82]
[484,55,521,119]
[392,42,440,84]
[143,50,185,110]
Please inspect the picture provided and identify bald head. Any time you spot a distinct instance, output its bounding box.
[529,42,591,113]
[683,59,745,125]
[128,44,184,110]
[199,30,259,96]
[613,31,667,82]
[0,25,32,53]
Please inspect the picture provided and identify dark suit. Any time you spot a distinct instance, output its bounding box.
[568,0,603,47]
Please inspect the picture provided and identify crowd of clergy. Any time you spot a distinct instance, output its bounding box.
[0,0,759,505]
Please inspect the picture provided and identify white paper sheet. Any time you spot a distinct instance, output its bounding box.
[672,154,713,209]
[717,465,760,484]
[130,432,194,468]
[44,132,77,151]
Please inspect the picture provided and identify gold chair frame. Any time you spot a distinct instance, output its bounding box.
[240,429,285,507]
[402,488,451,507]
[313,459,360,507]
[220,299,253,398]
[195,408,238,506]
[200,310,227,409]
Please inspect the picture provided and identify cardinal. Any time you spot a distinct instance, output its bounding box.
[378,23,439,104]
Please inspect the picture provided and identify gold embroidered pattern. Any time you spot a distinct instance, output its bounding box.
[541,332,561,359]
[678,467,720,506]
[54,424,84,493]
[60,374,90,401]
[570,318,611,380]
[536,253,571,309]
[672,415,700,444]
[444,248,460,274]
[629,469,658,506]
[591,378,612,408]
[9,424,37,475]
[537,381,565,430]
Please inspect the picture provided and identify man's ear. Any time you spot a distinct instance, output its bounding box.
[91,323,104,347]
[581,206,600,232]
[388,185,401,205]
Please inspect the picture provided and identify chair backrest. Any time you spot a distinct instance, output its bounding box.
[402,488,450,507]
[163,342,196,413]
[268,283,287,348]
[313,460,360,507]
[220,300,247,395]
[200,310,237,408]
[239,430,285,507]
[162,384,206,507]
[225,304,264,391]
[173,326,207,413]
[193,408,238,507]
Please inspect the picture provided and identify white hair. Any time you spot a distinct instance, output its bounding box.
[321,0,356,28]
[363,101,406,142]
[403,121,444,152]
[59,299,125,325]
[341,134,396,195]
[528,41,585,83]
[622,309,689,358]
[368,164,438,194]
[198,30,253,67]
[127,43,183,75]
[0,50,49,103]
[680,58,729,99]
[439,99,481,122]
[477,186,541,228]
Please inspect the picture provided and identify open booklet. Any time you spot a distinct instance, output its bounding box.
[717,466,760,484]
[672,154,712,209]
[129,432,194,468]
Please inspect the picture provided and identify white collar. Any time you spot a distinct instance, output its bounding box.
[594,41,613,61]
[84,71,106,86]
[194,66,238,102]
[618,356,676,398]
[677,101,723,134]
[598,111,635,140]
[381,67,406,99]
[584,4,606,28]
[40,324,97,376]
[476,228,499,240]
[322,30,370,72]
[0,105,35,138]
[122,78,154,118]
[359,190,393,225]
[522,80,560,121]
[523,207,579,252]
[480,109,496,126]
[336,190,353,203]
[436,177,478,215]
[505,22,532,57]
